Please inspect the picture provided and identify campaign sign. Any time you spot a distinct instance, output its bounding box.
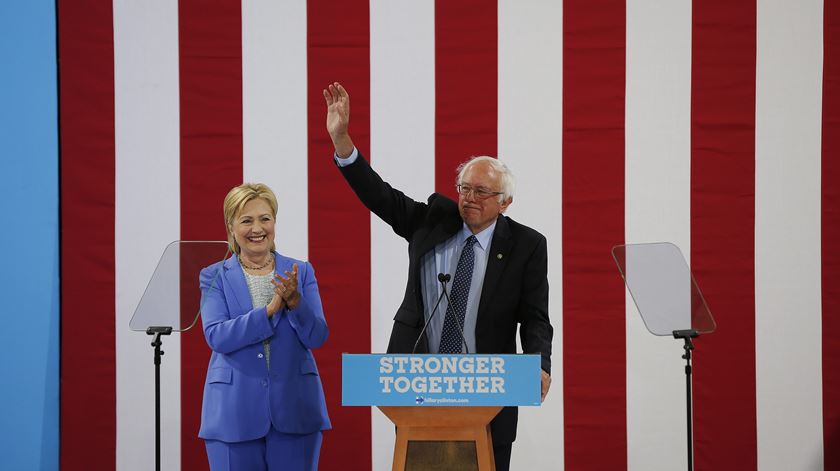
[341,354,541,406]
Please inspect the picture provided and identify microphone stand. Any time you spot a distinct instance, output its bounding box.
[412,274,450,354]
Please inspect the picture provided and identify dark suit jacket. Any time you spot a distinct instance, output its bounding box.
[339,153,553,444]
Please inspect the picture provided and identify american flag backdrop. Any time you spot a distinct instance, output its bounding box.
[57,0,839,470]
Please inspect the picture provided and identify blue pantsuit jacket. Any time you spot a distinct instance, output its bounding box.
[198,252,331,443]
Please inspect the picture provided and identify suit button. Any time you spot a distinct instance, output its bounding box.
[258,353,264,359]
[261,380,268,387]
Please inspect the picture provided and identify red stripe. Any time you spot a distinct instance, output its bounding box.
[435,0,497,197]
[57,1,116,468]
[823,0,840,467]
[562,1,627,469]
[307,1,372,468]
[690,2,757,470]
[178,2,243,468]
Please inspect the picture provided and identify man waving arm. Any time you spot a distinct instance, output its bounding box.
[322,82,429,240]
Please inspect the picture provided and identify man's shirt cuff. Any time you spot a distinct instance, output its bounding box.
[334,147,359,167]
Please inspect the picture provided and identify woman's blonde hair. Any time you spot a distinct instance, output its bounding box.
[223,183,279,254]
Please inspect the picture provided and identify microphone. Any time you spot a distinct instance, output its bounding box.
[411,273,450,354]
[440,280,470,354]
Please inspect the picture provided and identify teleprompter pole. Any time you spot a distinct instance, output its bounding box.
[147,326,173,471]
[673,329,698,471]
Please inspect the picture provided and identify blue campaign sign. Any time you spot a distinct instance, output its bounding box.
[341,354,542,407]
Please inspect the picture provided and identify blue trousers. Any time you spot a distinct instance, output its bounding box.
[205,429,322,471]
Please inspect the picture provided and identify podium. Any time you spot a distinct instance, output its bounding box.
[380,406,500,470]
[343,354,541,471]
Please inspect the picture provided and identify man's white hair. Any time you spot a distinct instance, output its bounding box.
[456,156,515,203]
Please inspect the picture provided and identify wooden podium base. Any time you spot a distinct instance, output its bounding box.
[379,406,502,471]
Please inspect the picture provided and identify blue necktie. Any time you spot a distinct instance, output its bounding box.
[439,235,477,354]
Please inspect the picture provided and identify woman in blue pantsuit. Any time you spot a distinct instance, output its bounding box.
[199,183,331,471]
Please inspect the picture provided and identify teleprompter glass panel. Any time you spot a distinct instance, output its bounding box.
[612,242,715,336]
[129,240,230,332]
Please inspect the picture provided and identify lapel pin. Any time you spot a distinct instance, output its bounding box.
[497,253,503,260]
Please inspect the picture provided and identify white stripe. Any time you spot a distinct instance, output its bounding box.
[498,1,564,468]
[370,0,436,467]
[242,0,308,260]
[114,2,182,470]
[755,0,824,469]
[625,1,692,469]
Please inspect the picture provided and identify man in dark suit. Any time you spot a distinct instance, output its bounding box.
[323,82,553,471]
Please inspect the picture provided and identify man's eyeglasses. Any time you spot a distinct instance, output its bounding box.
[456,184,503,200]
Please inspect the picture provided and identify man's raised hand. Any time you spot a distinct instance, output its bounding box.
[323,82,354,158]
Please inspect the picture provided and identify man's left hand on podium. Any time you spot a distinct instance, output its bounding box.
[541,370,551,402]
